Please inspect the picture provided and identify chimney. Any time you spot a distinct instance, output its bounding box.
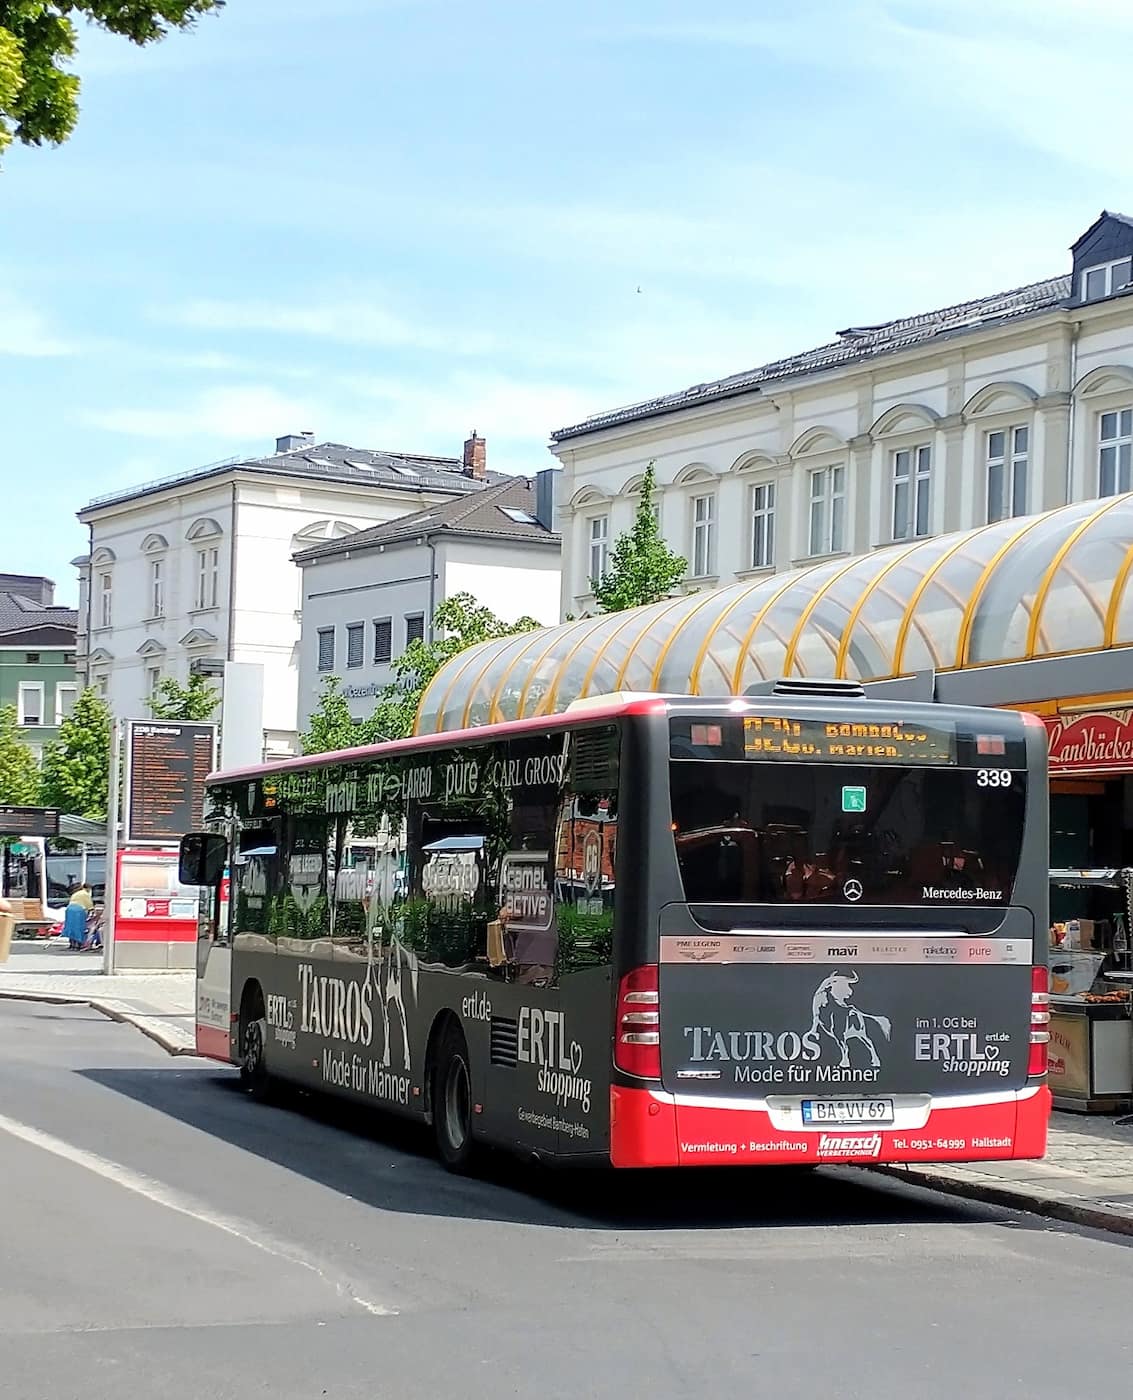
[0,573,54,605]
[535,468,559,532]
[462,429,487,480]
[275,431,315,453]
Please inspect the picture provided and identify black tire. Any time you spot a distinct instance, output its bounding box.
[433,1023,475,1172]
[239,990,272,1101]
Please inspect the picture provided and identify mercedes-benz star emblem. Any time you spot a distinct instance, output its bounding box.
[843,879,864,903]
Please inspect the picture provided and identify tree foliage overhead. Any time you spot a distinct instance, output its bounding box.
[0,703,41,806]
[301,674,369,758]
[301,594,542,755]
[148,673,219,721]
[591,462,688,613]
[0,1,225,155]
[372,592,541,741]
[40,686,111,819]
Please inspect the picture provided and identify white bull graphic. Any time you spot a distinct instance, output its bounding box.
[810,971,891,1068]
[364,910,419,1071]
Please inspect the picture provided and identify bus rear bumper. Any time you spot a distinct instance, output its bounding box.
[610,1084,1051,1168]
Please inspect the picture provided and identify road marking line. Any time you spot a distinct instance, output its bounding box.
[0,1110,395,1316]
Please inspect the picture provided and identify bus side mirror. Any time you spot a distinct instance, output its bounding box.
[179,833,227,887]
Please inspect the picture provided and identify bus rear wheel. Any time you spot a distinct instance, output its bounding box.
[434,1023,475,1172]
[239,990,272,1101]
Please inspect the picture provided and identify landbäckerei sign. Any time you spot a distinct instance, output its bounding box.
[1043,709,1133,775]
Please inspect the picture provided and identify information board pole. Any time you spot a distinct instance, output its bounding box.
[103,719,121,977]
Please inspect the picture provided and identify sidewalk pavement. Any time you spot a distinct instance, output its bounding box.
[4,941,1133,1235]
[882,1110,1133,1236]
[0,940,196,1055]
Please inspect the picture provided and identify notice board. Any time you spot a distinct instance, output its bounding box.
[125,720,217,844]
[0,804,61,839]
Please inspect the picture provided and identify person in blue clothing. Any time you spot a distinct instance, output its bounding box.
[62,894,88,951]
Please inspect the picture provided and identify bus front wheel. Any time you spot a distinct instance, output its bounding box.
[434,1023,475,1172]
[239,987,272,1101]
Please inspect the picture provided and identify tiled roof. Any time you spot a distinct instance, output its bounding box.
[0,591,78,638]
[552,274,1072,441]
[81,441,505,514]
[294,477,557,563]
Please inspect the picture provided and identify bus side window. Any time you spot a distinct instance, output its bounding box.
[555,790,617,975]
[231,821,281,938]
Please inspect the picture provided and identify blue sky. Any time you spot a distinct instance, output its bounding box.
[2,0,1129,602]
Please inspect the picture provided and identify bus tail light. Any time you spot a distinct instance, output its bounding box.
[1028,964,1050,1077]
[615,965,661,1079]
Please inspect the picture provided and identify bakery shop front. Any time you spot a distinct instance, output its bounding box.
[1037,705,1133,1110]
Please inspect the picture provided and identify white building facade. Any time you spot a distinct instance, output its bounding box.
[295,475,560,728]
[551,211,1133,619]
[76,433,501,754]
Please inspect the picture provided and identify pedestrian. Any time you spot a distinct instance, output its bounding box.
[62,886,89,952]
[69,883,94,913]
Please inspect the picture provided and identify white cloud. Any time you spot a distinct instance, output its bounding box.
[155,296,498,356]
[84,384,322,441]
[0,295,77,357]
[619,1,1133,182]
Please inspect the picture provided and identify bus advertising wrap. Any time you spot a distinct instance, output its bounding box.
[660,934,1033,1097]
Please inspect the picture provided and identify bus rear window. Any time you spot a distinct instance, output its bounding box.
[669,761,1026,907]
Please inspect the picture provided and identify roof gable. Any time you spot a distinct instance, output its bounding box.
[1071,209,1133,253]
[0,591,78,640]
[293,477,558,564]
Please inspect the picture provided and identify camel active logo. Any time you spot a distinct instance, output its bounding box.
[684,970,892,1088]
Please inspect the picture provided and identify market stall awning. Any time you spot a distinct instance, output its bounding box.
[58,814,108,846]
[417,492,1133,733]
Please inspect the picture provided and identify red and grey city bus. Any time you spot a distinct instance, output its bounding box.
[179,683,1051,1171]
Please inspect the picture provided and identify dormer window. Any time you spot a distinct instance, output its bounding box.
[1082,257,1133,302]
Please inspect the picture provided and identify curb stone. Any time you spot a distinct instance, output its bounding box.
[875,1163,1133,1238]
[0,988,197,1056]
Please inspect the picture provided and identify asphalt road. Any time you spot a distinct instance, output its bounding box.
[2,1001,1131,1400]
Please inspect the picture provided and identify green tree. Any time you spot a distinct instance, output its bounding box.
[0,703,41,805]
[0,1,225,156]
[591,461,687,612]
[148,673,219,720]
[40,686,110,819]
[301,674,372,756]
[372,592,541,741]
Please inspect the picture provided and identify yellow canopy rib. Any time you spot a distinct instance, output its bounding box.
[955,514,1051,667]
[544,614,620,714]
[782,555,875,676]
[1025,497,1129,658]
[428,641,495,733]
[729,567,824,692]
[833,542,923,677]
[892,525,1000,675]
[1105,540,1133,646]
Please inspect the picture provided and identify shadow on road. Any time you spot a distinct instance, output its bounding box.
[82,1060,1043,1237]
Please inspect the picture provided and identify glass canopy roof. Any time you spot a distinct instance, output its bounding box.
[416,493,1133,734]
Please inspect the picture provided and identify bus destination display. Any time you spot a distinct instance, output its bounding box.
[126,721,217,843]
[742,714,956,765]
